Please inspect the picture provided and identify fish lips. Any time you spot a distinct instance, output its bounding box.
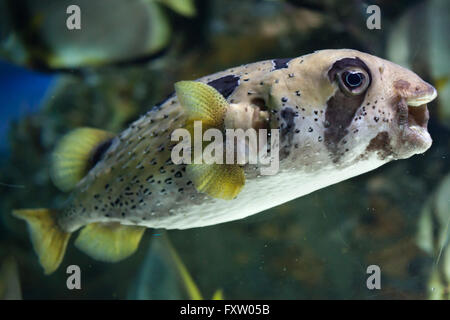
[396,87,437,158]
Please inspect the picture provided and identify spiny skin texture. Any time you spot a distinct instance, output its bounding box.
[59,49,437,232]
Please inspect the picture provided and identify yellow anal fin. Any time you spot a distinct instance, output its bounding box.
[51,127,115,192]
[74,223,145,263]
[12,209,70,275]
[187,163,245,200]
[175,81,228,128]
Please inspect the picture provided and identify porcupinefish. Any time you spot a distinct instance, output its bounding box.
[13,49,437,274]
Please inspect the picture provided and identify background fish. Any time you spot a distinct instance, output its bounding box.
[417,173,450,299]
[128,234,222,300]
[0,0,196,70]
[387,0,450,131]
[13,49,437,274]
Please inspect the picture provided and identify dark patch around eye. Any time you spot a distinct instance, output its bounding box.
[325,92,366,159]
[324,57,373,160]
[272,58,292,70]
[207,75,240,99]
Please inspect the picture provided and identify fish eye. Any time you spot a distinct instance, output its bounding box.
[338,68,369,95]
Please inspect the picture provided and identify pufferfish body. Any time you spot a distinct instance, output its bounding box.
[13,49,437,274]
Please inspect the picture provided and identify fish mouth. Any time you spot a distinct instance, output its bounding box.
[397,87,437,156]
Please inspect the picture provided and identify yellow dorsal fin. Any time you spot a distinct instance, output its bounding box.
[174,81,228,128]
[74,223,145,263]
[187,164,244,200]
[51,127,114,192]
[12,209,71,275]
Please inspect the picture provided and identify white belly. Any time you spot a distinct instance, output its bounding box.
[144,155,387,230]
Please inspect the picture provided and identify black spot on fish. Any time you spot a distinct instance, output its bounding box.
[272,58,292,70]
[280,107,296,157]
[207,75,240,99]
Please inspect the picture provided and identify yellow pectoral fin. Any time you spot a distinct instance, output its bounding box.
[187,163,245,200]
[174,81,228,128]
[51,127,114,192]
[12,209,70,275]
[74,223,146,263]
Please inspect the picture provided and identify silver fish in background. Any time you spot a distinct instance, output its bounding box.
[417,173,450,299]
[0,0,195,70]
[387,0,450,130]
[13,49,437,274]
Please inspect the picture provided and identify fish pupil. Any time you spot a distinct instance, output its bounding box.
[344,72,363,88]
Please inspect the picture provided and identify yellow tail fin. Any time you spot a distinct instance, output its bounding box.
[51,127,114,192]
[74,223,145,263]
[12,209,70,275]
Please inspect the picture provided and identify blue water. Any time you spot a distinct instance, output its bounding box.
[0,60,56,153]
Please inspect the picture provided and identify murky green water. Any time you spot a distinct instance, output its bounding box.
[0,0,449,299]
